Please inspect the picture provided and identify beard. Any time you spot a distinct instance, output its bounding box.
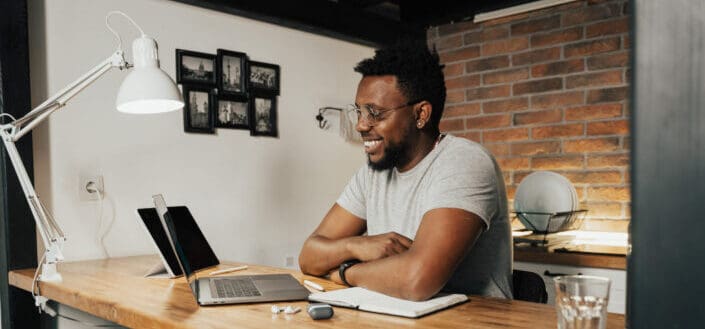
[367,136,413,171]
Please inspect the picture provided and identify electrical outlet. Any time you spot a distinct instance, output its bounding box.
[79,175,104,201]
[285,256,295,268]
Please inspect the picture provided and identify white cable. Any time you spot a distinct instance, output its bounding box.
[94,188,110,258]
[105,11,146,52]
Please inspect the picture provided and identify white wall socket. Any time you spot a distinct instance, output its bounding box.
[285,256,295,268]
[79,175,104,201]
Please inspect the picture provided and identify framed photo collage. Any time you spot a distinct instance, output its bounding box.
[176,49,280,137]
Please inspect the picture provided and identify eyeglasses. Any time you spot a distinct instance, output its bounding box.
[348,100,419,126]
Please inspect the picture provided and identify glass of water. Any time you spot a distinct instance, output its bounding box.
[554,275,611,329]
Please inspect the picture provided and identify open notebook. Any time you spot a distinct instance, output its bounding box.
[308,287,468,318]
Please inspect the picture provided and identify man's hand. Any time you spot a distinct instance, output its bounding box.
[348,232,413,262]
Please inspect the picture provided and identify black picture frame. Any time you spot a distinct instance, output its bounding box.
[250,93,278,137]
[176,49,216,86]
[216,96,250,130]
[248,61,280,95]
[182,85,216,134]
[216,49,248,98]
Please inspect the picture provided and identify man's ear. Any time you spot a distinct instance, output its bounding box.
[415,101,433,128]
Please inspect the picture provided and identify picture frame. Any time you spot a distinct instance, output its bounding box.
[182,85,216,134]
[248,61,280,95]
[216,49,248,98]
[176,49,216,86]
[250,93,278,137]
[215,96,250,130]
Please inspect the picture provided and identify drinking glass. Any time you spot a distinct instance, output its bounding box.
[554,275,611,329]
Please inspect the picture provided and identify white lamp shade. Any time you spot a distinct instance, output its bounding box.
[116,35,183,114]
[116,67,183,114]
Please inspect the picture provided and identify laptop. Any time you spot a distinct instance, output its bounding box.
[152,194,310,305]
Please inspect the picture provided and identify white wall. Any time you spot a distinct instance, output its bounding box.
[28,0,372,268]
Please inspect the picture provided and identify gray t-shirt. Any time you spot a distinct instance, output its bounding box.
[337,134,513,299]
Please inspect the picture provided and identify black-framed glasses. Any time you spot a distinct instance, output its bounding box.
[348,100,420,126]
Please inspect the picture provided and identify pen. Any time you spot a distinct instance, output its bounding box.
[304,279,325,292]
[209,265,248,275]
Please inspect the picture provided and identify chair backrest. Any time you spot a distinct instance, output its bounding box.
[512,270,548,303]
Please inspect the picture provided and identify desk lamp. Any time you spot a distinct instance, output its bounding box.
[0,11,183,283]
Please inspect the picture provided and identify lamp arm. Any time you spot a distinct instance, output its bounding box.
[0,50,128,281]
[9,50,128,141]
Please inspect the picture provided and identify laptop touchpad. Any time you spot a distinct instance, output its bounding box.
[253,274,301,292]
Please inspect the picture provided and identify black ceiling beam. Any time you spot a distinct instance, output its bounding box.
[171,0,418,47]
[402,0,535,29]
[338,0,389,9]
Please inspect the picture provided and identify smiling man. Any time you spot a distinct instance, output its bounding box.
[298,39,513,300]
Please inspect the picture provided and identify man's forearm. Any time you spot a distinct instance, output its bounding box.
[299,235,359,276]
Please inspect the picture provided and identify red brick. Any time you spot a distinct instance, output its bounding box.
[439,46,481,63]
[465,55,510,73]
[587,119,629,135]
[466,114,511,129]
[513,78,563,95]
[482,37,529,56]
[563,171,623,184]
[444,103,481,118]
[586,17,630,38]
[427,27,438,41]
[512,171,533,185]
[485,143,510,156]
[483,68,529,85]
[563,137,620,153]
[532,123,585,139]
[443,62,465,77]
[587,186,630,202]
[565,104,622,121]
[531,91,585,109]
[511,15,561,35]
[513,109,563,126]
[622,136,631,150]
[445,74,481,90]
[463,27,509,45]
[510,141,561,156]
[483,127,529,142]
[565,37,621,58]
[446,90,465,104]
[483,97,529,113]
[623,35,631,49]
[582,202,624,219]
[458,131,482,142]
[435,34,463,51]
[587,52,629,70]
[587,153,630,168]
[563,4,623,26]
[532,59,585,77]
[439,118,465,131]
[466,85,511,101]
[512,47,561,66]
[438,20,480,36]
[565,70,623,89]
[496,157,530,171]
[586,86,628,103]
[530,27,583,47]
[532,156,584,170]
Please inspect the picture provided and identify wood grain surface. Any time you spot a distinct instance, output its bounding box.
[9,255,625,328]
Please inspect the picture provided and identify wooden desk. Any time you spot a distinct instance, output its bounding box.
[9,255,625,328]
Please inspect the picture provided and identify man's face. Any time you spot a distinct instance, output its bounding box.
[355,75,416,171]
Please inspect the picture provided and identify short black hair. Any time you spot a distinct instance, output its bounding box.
[354,38,446,129]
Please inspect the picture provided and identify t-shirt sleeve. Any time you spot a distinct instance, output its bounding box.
[422,147,499,230]
[336,165,368,219]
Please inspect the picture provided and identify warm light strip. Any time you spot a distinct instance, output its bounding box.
[473,0,578,23]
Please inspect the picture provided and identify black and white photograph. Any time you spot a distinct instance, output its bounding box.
[248,61,280,95]
[183,85,215,134]
[250,94,278,137]
[217,49,248,97]
[216,97,249,130]
[176,49,216,86]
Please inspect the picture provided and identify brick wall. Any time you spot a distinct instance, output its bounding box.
[427,0,631,226]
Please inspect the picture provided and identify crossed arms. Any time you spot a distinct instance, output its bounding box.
[298,203,485,301]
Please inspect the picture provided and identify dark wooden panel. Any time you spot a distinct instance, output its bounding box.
[0,0,41,328]
[630,0,705,327]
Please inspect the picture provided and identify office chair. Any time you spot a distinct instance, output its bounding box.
[512,270,548,303]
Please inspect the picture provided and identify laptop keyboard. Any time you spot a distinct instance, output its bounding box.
[213,278,262,298]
